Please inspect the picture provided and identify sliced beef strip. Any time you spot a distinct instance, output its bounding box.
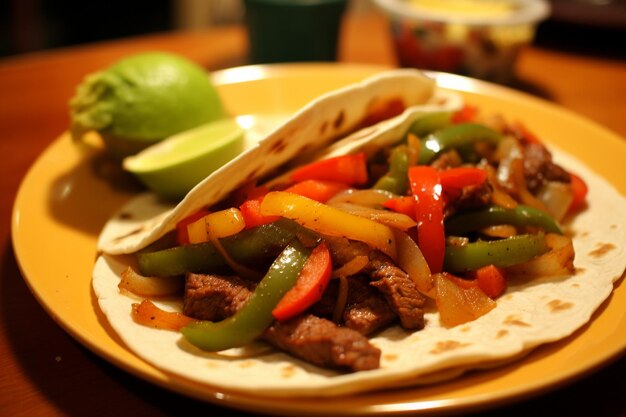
[311,277,397,336]
[184,273,253,321]
[443,179,493,219]
[263,315,381,372]
[324,236,425,330]
[183,273,381,371]
[523,142,571,193]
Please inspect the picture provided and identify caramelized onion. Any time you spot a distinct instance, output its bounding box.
[507,233,575,277]
[327,188,396,208]
[119,266,183,297]
[537,181,574,222]
[131,300,193,331]
[394,230,434,298]
[330,202,417,231]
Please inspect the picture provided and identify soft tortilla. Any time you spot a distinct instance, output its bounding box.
[98,69,461,255]
[93,146,625,397]
[92,69,625,397]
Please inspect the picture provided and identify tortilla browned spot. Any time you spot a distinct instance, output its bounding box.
[430,340,471,354]
[496,329,509,339]
[384,354,399,362]
[281,365,297,378]
[118,212,134,220]
[319,121,328,136]
[547,299,574,312]
[333,110,345,130]
[589,243,616,258]
[270,138,288,155]
[504,315,531,327]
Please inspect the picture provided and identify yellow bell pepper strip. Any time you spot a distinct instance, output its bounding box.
[260,191,397,260]
[272,242,332,321]
[181,241,310,351]
[373,145,414,195]
[443,233,549,273]
[418,123,503,164]
[186,208,245,244]
[175,209,210,245]
[408,166,445,273]
[290,152,369,186]
[445,205,563,236]
[137,218,318,277]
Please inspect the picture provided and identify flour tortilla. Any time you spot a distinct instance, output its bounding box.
[93,145,625,397]
[92,69,625,397]
[98,69,461,255]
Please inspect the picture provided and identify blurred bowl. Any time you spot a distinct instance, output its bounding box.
[374,0,550,84]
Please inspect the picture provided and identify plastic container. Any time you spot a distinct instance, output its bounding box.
[374,0,550,84]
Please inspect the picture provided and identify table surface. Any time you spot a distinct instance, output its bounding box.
[1,10,625,417]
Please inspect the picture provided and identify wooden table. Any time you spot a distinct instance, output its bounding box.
[1,10,624,417]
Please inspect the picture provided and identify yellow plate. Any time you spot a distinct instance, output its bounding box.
[12,63,626,415]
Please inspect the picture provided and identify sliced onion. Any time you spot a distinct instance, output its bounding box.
[332,255,369,279]
[327,188,397,208]
[131,299,193,331]
[119,266,183,297]
[330,202,417,231]
[332,275,350,324]
[394,230,434,298]
[537,181,574,222]
[507,233,575,277]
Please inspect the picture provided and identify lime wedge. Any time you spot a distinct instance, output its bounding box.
[123,118,244,200]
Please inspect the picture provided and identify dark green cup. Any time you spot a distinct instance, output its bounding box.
[244,0,347,64]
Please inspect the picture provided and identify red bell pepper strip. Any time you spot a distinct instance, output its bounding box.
[290,153,368,186]
[383,196,416,219]
[568,171,588,213]
[239,198,280,229]
[272,242,332,321]
[409,166,445,273]
[438,167,487,189]
[284,180,349,203]
[466,264,508,299]
[176,209,210,245]
[451,104,478,124]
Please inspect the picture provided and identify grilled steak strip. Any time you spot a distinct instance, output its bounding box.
[183,273,381,371]
[311,277,397,336]
[263,315,381,371]
[324,237,425,330]
[183,273,253,321]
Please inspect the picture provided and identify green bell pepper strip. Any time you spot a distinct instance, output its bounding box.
[445,205,563,236]
[137,219,318,277]
[418,123,503,164]
[443,233,548,273]
[408,112,452,138]
[181,241,310,351]
[373,145,411,195]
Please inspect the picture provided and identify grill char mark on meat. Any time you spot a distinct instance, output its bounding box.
[324,236,425,330]
[183,273,381,371]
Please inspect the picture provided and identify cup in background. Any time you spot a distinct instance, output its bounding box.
[244,0,347,64]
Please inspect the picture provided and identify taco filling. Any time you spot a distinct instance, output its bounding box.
[115,104,585,372]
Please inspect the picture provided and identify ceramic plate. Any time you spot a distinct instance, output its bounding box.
[12,63,626,415]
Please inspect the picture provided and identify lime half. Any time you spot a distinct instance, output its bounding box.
[124,118,244,200]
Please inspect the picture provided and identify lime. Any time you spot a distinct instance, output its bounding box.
[123,118,244,200]
[70,52,226,160]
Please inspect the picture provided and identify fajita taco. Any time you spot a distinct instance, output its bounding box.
[92,69,625,398]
